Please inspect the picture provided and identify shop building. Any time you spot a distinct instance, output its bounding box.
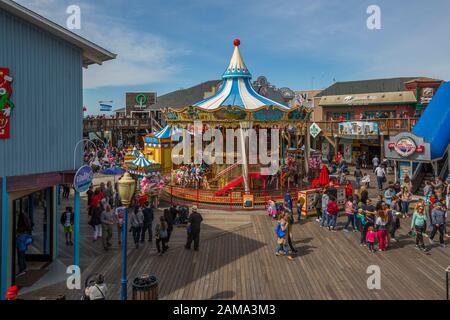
[0,0,115,298]
[312,77,443,163]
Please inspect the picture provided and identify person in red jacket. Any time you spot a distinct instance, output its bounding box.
[327,196,339,232]
[91,189,105,210]
[345,181,353,199]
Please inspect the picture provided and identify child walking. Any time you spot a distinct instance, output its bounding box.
[60,206,74,246]
[366,226,377,253]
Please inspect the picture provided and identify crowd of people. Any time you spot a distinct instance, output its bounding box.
[60,180,203,258]
[268,155,449,259]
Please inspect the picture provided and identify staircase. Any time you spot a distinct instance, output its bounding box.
[412,149,449,195]
[209,162,241,183]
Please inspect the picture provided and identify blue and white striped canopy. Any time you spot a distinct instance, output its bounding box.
[131,148,140,157]
[154,125,184,140]
[192,40,289,111]
[132,153,155,168]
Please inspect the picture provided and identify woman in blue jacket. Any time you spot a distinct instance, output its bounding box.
[16,227,33,276]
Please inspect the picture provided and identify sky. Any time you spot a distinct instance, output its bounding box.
[15,0,450,115]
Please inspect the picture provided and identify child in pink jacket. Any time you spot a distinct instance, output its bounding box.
[366,226,377,253]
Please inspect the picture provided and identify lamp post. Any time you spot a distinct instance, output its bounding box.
[117,172,136,300]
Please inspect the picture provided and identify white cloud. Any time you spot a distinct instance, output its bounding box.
[80,23,186,88]
[15,0,187,89]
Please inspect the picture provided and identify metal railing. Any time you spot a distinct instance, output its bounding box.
[83,118,155,132]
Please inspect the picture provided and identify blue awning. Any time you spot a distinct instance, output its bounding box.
[413,81,450,160]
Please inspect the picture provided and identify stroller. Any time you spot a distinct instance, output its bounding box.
[81,273,107,300]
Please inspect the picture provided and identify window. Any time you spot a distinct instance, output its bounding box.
[326,111,355,121]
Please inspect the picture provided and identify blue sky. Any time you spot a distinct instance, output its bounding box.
[17,0,450,114]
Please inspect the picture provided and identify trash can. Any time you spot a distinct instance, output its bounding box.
[132,274,158,300]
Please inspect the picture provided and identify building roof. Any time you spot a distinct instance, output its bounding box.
[146,80,222,111]
[404,77,443,84]
[192,39,289,110]
[319,91,417,107]
[317,77,421,97]
[0,0,116,67]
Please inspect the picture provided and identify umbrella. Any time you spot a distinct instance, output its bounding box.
[101,167,125,175]
[100,166,126,184]
[318,164,330,186]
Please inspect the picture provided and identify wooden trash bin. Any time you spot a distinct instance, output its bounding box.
[132,274,158,300]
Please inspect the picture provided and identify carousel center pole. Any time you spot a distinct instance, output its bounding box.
[239,121,250,193]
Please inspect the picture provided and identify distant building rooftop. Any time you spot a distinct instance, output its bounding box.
[317,77,428,97]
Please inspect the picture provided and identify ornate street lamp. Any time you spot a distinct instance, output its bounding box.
[117,172,136,300]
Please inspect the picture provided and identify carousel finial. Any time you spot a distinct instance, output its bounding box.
[233,38,241,46]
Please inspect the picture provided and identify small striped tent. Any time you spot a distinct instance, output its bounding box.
[132,153,155,168]
[131,147,140,157]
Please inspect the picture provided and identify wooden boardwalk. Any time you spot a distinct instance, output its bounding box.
[20,203,449,300]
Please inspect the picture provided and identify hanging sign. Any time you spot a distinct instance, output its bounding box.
[73,165,94,193]
[0,68,14,139]
[309,122,322,138]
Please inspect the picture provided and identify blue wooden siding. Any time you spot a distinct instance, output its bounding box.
[0,9,83,177]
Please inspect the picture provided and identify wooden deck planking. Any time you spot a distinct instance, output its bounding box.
[20,208,449,300]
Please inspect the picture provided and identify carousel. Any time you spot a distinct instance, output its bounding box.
[162,39,314,209]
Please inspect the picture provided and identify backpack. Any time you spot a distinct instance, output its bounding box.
[276,223,286,238]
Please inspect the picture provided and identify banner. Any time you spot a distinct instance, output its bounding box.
[321,141,330,161]
[343,141,352,163]
[338,121,378,138]
[0,68,14,139]
[100,103,113,112]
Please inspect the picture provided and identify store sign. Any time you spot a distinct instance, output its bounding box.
[73,165,94,193]
[384,133,431,161]
[309,122,322,138]
[388,137,417,157]
[0,68,14,139]
[343,95,377,104]
[420,87,434,104]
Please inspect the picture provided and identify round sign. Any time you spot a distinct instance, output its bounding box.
[394,137,416,157]
[135,94,147,105]
[73,165,94,193]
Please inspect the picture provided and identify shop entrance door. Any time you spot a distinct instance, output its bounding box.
[11,188,53,284]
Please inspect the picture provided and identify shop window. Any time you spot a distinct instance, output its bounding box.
[363,110,395,119]
[326,111,355,121]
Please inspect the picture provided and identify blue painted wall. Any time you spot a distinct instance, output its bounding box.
[0,9,83,177]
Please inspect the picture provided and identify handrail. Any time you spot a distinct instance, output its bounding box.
[210,162,241,182]
[438,147,449,180]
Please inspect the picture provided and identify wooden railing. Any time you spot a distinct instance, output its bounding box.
[83,118,155,132]
[312,118,418,136]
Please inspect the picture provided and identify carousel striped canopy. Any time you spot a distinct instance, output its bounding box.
[192,39,289,111]
[132,153,154,167]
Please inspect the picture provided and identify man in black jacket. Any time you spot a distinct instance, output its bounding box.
[141,202,154,243]
[164,207,175,242]
[185,206,203,251]
[327,182,337,199]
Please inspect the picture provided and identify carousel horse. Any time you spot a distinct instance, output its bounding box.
[140,176,151,194]
[202,175,210,189]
